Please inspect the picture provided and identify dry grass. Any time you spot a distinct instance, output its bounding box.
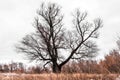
[0,73,119,80]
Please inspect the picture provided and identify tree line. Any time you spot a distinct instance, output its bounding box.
[63,50,120,74]
[1,49,120,74]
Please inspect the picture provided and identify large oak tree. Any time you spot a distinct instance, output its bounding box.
[16,3,103,73]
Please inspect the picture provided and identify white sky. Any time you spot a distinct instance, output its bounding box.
[0,0,120,64]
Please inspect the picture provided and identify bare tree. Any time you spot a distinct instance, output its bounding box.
[16,3,103,73]
[100,50,120,73]
[117,37,120,50]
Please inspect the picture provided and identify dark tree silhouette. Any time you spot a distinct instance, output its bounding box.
[16,3,103,73]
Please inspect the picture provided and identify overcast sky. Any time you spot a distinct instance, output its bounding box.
[0,0,120,64]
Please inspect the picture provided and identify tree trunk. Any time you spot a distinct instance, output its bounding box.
[52,63,61,73]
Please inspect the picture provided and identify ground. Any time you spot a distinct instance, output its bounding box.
[0,73,119,80]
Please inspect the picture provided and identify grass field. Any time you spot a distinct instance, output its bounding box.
[0,73,119,80]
